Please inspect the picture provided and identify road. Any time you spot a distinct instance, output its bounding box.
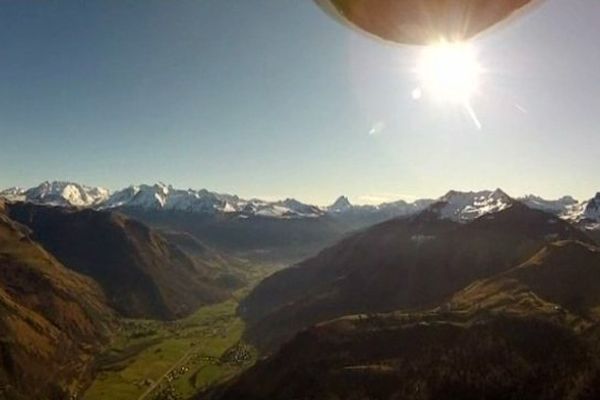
[136,347,195,400]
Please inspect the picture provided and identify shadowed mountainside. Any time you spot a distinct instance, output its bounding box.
[209,241,600,400]
[0,201,116,399]
[450,240,600,320]
[240,203,593,351]
[5,203,233,320]
[211,314,600,400]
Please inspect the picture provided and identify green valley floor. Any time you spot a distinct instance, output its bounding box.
[82,267,271,400]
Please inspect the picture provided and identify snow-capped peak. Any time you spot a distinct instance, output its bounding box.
[583,192,600,220]
[109,183,168,209]
[277,198,323,217]
[328,196,353,213]
[520,194,578,215]
[104,183,216,211]
[433,189,513,222]
[101,184,323,218]
[2,181,110,207]
[3,181,600,228]
[0,187,25,201]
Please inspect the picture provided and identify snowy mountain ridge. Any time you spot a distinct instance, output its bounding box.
[0,181,110,207]
[432,189,513,223]
[1,181,599,227]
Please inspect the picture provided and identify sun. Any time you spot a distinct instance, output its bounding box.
[415,41,482,104]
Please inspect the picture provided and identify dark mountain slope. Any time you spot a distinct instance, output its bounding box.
[241,204,592,350]
[5,203,230,320]
[0,203,115,399]
[213,239,600,400]
[450,240,600,320]
[211,313,600,400]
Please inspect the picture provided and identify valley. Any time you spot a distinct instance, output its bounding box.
[83,298,252,400]
[83,266,269,400]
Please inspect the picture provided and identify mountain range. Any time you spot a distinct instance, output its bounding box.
[0,182,434,265]
[3,182,600,265]
[240,200,593,351]
[2,181,600,229]
[4,181,600,399]
[0,181,432,220]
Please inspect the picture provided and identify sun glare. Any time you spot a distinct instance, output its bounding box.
[416,41,482,104]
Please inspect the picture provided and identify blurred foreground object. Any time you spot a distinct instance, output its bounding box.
[316,0,540,45]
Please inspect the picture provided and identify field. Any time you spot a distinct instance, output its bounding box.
[82,267,270,400]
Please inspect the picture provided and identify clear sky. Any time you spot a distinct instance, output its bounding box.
[1,0,599,205]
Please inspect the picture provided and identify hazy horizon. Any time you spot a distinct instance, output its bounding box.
[2,179,594,208]
[2,0,600,204]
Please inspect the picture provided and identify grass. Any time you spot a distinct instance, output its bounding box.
[83,265,272,400]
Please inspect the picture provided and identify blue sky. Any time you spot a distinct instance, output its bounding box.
[1,0,599,205]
